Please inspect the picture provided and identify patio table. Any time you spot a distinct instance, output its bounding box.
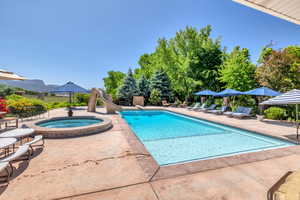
[0,129,34,144]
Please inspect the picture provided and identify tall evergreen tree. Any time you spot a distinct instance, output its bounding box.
[137,75,150,98]
[117,69,138,105]
[150,70,172,100]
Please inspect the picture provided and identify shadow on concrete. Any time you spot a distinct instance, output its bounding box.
[0,160,29,195]
[283,134,300,143]
[262,120,294,128]
[30,147,44,159]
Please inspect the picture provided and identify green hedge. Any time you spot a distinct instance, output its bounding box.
[264,107,286,120]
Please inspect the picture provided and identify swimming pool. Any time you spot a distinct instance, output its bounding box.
[120,110,294,165]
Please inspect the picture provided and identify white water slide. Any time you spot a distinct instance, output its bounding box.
[88,88,122,114]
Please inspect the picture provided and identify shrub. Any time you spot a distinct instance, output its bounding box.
[264,107,286,120]
[7,96,47,118]
[0,99,8,113]
[149,89,161,105]
[74,93,90,105]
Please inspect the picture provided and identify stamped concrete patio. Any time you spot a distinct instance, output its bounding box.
[1,107,300,200]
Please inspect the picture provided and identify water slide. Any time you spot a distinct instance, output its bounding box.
[88,88,122,114]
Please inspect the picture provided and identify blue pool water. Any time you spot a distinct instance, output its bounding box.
[38,118,102,128]
[120,110,294,165]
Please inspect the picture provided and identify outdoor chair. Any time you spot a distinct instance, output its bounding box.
[232,107,252,119]
[197,104,217,112]
[0,145,30,176]
[24,135,44,155]
[162,100,170,107]
[187,103,201,110]
[208,106,228,115]
[179,101,187,108]
[267,171,300,200]
[224,106,244,117]
[0,162,10,183]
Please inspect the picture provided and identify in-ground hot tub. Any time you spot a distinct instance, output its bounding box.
[32,116,112,138]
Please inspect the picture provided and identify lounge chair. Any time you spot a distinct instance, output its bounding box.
[224,106,244,117]
[0,162,10,183]
[179,101,187,108]
[208,106,228,115]
[187,103,201,110]
[24,135,44,155]
[197,104,217,112]
[0,145,30,175]
[232,107,252,119]
[162,100,170,107]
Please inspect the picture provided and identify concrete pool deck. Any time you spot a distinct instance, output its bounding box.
[1,107,300,200]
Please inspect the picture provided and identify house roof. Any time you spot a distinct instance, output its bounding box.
[233,0,300,25]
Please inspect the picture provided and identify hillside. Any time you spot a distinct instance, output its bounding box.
[0,79,59,92]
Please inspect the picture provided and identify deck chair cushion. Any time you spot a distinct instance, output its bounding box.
[0,145,29,162]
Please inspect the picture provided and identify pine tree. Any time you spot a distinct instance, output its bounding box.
[117,69,138,105]
[150,70,171,100]
[137,75,150,98]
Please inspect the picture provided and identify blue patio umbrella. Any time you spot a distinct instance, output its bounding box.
[214,89,243,97]
[243,87,281,96]
[194,90,217,96]
[51,81,88,94]
[50,81,89,116]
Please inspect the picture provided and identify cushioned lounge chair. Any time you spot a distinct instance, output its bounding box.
[224,106,244,117]
[232,107,252,119]
[197,104,217,112]
[208,106,228,115]
[0,145,30,175]
[0,162,10,183]
[187,103,201,110]
[24,135,44,155]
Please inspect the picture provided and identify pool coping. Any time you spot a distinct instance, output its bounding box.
[119,108,300,181]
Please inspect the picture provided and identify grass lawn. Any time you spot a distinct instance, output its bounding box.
[24,94,69,103]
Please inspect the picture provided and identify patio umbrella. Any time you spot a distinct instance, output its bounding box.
[50,82,89,117]
[243,87,281,96]
[194,90,217,96]
[243,87,281,114]
[214,89,243,97]
[0,69,26,80]
[260,89,300,139]
[194,90,217,104]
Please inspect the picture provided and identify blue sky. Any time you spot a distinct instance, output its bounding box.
[0,0,299,89]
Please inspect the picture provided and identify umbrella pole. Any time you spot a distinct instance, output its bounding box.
[68,92,73,117]
[297,104,299,139]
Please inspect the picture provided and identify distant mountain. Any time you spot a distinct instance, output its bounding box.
[0,79,60,92]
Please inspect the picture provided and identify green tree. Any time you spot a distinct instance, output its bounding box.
[117,69,138,105]
[103,71,126,101]
[149,89,161,105]
[219,46,257,91]
[137,75,150,98]
[150,70,172,100]
[256,46,300,92]
[136,25,224,101]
